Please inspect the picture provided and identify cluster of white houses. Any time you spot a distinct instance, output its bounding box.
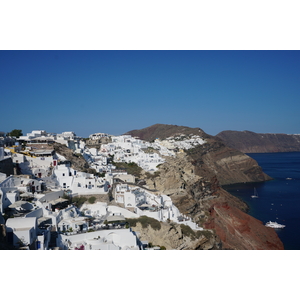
[0,129,206,250]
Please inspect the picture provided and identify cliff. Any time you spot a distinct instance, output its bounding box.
[216,130,300,153]
[139,151,283,249]
[129,218,220,250]
[186,137,272,185]
[127,124,272,185]
[204,198,284,250]
[126,124,283,249]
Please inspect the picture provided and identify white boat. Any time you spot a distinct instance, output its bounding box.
[265,221,286,229]
[251,188,259,198]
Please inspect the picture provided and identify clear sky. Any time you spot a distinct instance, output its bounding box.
[1,50,299,137]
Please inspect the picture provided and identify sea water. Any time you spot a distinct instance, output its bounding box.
[223,152,300,250]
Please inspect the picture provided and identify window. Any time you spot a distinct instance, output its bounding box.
[62,173,65,176]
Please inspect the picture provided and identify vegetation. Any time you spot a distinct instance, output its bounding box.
[112,161,143,177]
[126,216,161,231]
[180,224,202,241]
[88,196,96,204]
[200,229,214,240]
[7,129,23,138]
[180,224,214,241]
[143,147,156,154]
[71,195,97,207]
[144,171,160,179]
[147,242,166,250]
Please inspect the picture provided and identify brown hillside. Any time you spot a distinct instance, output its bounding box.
[125,123,210,142]
[217,130,300,153]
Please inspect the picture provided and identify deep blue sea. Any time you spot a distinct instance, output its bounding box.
[223,152,300,250]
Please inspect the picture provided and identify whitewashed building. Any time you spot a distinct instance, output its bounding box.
[53,164,110,195]
[6,217,38,249]
[59,228,141,250]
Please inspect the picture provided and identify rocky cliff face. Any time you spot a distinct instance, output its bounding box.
[216,130,300,153]
[131,221,220,250]
[138,154,283,250]
[128,124,283,250]
[186,137,272,185]
[204,198,284,250]
[140,151,283,249]
[128,124,272,185]
[53,143,90,172]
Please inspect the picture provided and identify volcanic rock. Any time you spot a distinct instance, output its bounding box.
[216,130,300,153]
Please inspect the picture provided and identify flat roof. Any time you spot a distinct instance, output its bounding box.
[48,198,69,205]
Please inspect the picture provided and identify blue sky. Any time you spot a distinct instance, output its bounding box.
[1,50,299,137]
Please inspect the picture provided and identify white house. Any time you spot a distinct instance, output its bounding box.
[18,130,49,142]
[59,228,141,250]
[80,202,108,218]
[89,133,110,140]
[12,152,55,178]
[113,183,202,230]
[53,164,110,195]
[6,217,38,249]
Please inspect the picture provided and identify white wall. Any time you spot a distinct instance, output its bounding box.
[24,207,44,219]
[80,202,107,216]
[60,228,138,250]
[39,190,64,203]
[107,206,138,219]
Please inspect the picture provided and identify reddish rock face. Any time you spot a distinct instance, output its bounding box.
[204,200,284,250]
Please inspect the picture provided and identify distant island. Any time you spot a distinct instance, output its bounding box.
[216,130,300,153]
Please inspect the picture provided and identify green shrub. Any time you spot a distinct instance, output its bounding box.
[180,224,196,240]
[145,171,161,179]
[200,230,214,240]
[113,162,142,177]
[126,216,161,231]
[72,196,88,207]
[88,196,96,204]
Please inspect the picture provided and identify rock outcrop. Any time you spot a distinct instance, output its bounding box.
[139,151,283,249]
[130,220,220,250]
[216,130,300,153]
[53,143,90,172]
[186,137,272,185]
[128,124,272,185]
[128,124,283,250]
[204,199,284,250]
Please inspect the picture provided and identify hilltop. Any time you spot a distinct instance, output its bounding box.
[125,123,210,142]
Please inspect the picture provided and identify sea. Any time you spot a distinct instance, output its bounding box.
[223,151,300,250]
